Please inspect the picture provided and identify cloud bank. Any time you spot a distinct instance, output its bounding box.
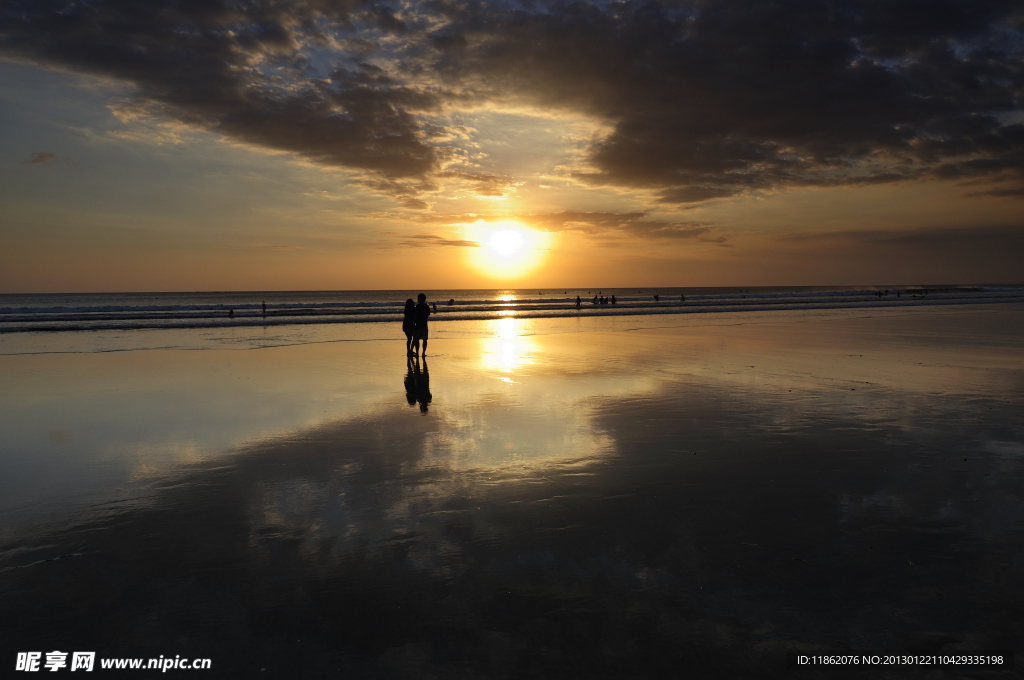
[2,0,1022,204]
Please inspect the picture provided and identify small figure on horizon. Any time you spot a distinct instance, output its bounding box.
[402,298,416,355]
[414,293,431,356]
[575,295,582,308]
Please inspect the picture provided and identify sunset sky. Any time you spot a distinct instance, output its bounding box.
[1,0,1022,292]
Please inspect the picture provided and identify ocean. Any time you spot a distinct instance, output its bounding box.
[2,285,1022,334]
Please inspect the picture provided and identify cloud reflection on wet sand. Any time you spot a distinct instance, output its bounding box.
[1,307,1022,677]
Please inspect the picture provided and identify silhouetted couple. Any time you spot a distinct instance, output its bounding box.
[403,293,431,356]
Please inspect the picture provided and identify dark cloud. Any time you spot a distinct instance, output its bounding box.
[21,151,57,165]
[428,0,1024,202]
[400,233,480,247]
[524,211,719,241]
[0,0,437,185]
[779,224,1024,246]
[3,0,1022,204]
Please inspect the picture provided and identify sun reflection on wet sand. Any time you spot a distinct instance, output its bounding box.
[477,317,537,375]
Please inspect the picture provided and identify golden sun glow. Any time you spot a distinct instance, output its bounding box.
[464,221,551,280]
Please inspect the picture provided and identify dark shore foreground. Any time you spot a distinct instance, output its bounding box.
[1,305,1022,677]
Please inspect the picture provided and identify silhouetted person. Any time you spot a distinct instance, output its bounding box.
[262,301,266,316]
[575,296,581,307]
[681,294,685,302]
[416,356,432,413]
[228,308,234,318]
[611,295,616,304]
[592,295,599,304]
[653,294,659,301]
[413,293,431,356]
[402,298,416,355]
[448,298,455,306]
[433,302,437,312]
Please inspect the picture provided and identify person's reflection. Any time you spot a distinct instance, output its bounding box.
[404,356,418,406]
[404,356,433,413]
[416,357,432,412]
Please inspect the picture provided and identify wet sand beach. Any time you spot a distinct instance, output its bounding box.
[1,304,1022,677]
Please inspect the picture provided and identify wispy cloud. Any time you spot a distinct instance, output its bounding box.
[369,210,725,243]
[21,151,57,165]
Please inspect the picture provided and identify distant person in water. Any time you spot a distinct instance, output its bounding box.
[413,293,431,356]
[575,295,582,307]
[611,295,616,304]
[681,294,685,302]
[653,294,659,301]
[228,308,234,318]
[262,301,266,316]
[402,298,416,355]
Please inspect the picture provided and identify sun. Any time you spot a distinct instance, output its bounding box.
[488,229,525,258]
[464,221,551,279]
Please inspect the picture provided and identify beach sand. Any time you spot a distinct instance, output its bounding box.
[1,304,1022,676]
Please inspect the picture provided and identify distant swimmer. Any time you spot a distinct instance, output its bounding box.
[611,295,616,304]
[228,309,234,318]
[680,294,685,302]
[262,301,266,315]
[403,298,416,355]
[448,298,455,306]
[575,296,582,307]
[653,294,659,301]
